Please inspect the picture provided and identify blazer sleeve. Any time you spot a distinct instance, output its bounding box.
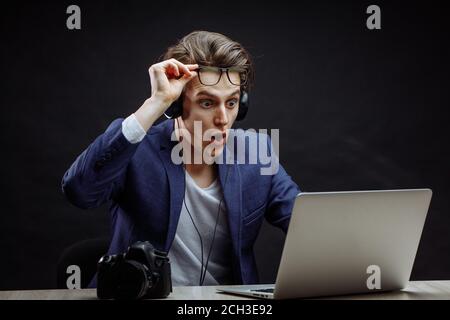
[61,118,140,209]
[264,135,301,233]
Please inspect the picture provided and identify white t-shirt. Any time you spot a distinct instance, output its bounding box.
[122,114,234,286]
[168,169,233,286]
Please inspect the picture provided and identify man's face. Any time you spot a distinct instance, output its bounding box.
[179,70,241,158]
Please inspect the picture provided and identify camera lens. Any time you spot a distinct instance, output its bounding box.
[115,260,150,299]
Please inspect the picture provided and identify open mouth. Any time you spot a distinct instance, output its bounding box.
[210,132,227,145]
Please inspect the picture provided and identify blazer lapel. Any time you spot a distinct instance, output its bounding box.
[157,120,185,252]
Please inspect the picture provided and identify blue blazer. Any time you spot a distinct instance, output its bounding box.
[62,118,300,286]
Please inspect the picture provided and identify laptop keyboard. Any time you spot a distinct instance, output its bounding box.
[250,288,274,293]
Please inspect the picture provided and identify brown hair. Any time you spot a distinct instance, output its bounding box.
[161,30,254,90]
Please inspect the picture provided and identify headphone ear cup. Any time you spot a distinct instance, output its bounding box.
[236,91,249,121]
[164,98,183,119]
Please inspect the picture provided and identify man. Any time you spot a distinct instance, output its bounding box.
[62,30,300,287]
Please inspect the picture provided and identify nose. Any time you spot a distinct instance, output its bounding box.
[214,103,229,127]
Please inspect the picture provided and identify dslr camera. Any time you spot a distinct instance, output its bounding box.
[97,241,172,299]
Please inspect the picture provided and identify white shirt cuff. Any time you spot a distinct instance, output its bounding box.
[121,113,146,144]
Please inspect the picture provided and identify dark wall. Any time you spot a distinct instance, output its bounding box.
[1,0,449,289]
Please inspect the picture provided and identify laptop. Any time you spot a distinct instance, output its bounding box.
[217,189,432,299]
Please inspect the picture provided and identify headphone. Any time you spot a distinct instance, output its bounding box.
[164,90,249,121]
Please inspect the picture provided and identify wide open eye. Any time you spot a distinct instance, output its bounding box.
[227,99,239,108]
[199,99,214,109]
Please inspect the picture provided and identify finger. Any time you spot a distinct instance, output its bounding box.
[165,62,180,77]
[150,63,177,78]
[185,64,199,70]
[169,59,194,76]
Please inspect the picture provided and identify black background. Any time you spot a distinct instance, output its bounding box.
[1,0,449,290]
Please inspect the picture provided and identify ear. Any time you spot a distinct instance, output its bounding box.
[180,91,194,121]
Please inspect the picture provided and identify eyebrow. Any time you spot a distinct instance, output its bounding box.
[196,89,240,99]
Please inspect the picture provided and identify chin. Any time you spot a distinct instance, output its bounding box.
[205,142,225,161]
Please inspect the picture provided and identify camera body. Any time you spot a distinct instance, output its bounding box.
[97,241,172,299]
